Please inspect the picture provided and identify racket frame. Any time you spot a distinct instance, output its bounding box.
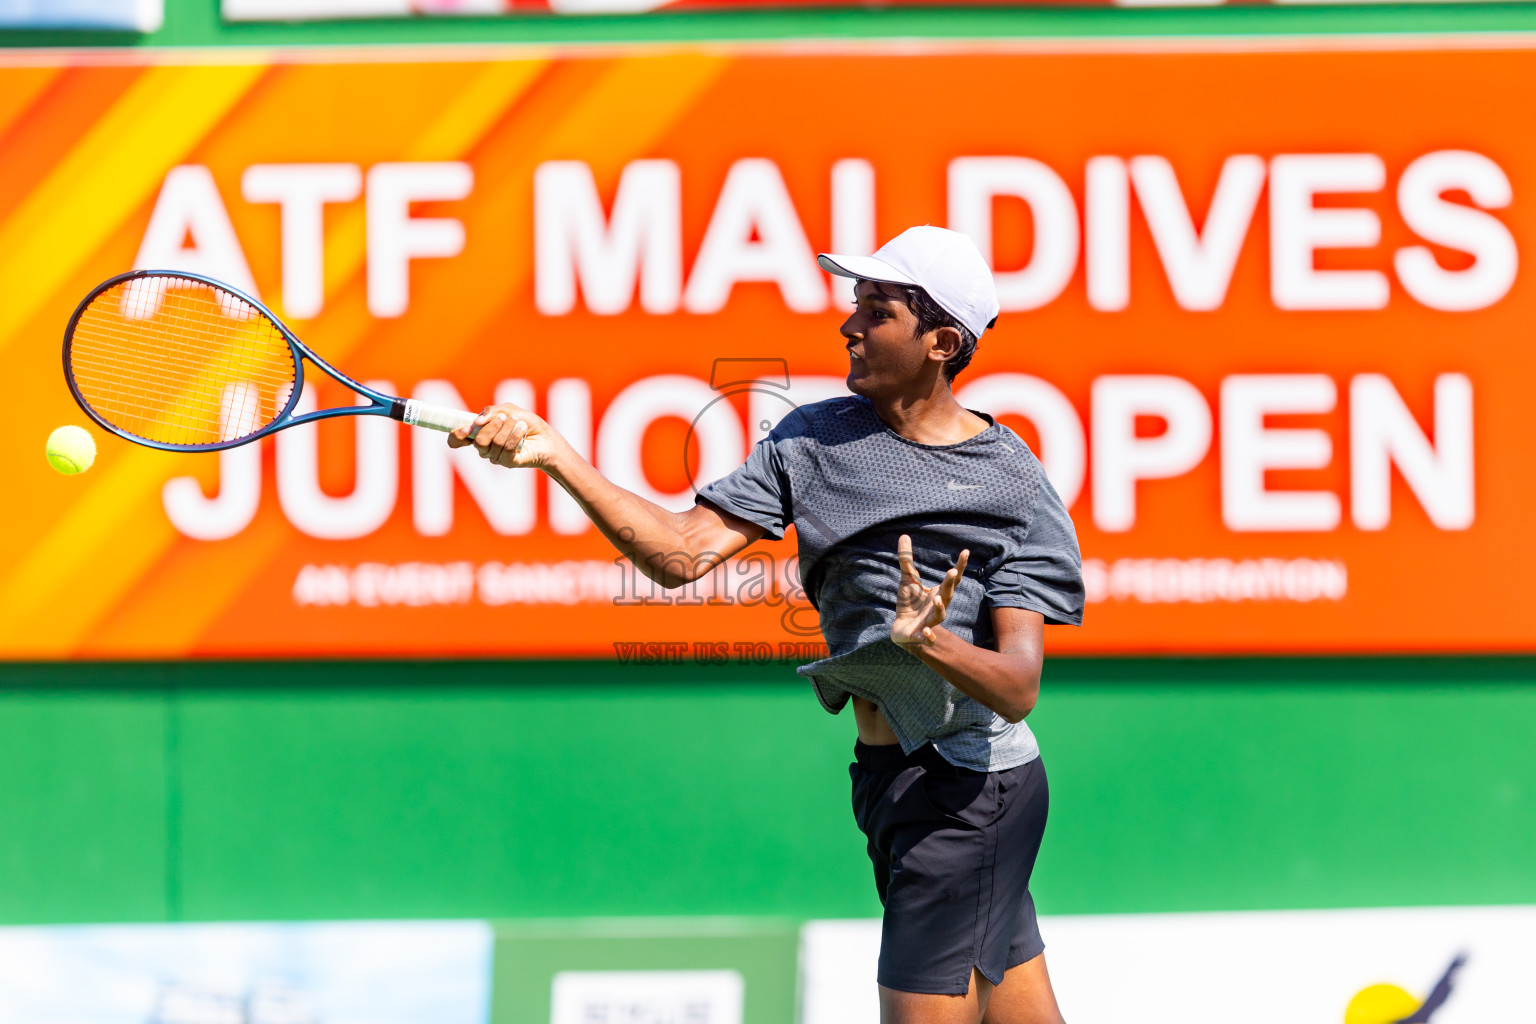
[63,268,417,453]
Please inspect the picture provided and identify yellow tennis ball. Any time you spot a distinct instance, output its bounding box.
[1344,984,1420,1024]
[46,425,96,475]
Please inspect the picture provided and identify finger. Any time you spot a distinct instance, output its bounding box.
[922,627,936,646]
[507,420,530,461]
[486,414,517,463]
[474,413,508,458]
[472,412,504,448]
[496,421,529,467]
[938,568,960,606]
[938,568,957,602]
[938,550,969,605]
[897,535,919,582]
[450,411,488,445]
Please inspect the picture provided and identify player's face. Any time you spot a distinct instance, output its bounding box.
[841,280,933,399]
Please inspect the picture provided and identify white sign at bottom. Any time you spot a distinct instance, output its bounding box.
[801,905,1536,1024]
[0,920,491,1024]
[550,969,744,1024]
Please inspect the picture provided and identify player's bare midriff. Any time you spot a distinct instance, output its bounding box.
[853,695,901,746]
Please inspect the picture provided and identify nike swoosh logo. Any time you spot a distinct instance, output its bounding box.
[947,480,982,490]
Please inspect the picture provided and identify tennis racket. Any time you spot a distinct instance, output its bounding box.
[63,269,479,452]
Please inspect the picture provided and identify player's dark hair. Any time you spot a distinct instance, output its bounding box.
[890,283,983,383]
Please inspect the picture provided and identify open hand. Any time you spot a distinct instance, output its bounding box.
[890,535,969,649]
[447,403,558,469]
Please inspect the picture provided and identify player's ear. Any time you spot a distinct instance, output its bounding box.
[928,324,963,363]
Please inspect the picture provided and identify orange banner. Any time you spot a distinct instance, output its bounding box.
[5,41,1535,658]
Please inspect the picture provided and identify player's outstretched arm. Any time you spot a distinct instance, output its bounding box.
[889,535,1045,723]
[448,404,765,588]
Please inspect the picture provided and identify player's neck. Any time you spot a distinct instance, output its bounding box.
[868,386,989,447]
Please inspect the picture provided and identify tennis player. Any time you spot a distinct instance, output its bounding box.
[450,225,1084,1024]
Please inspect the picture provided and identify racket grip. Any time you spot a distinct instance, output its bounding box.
[402,399,478,434]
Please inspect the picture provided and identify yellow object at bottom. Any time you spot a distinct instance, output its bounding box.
[1345,984,1420,1024]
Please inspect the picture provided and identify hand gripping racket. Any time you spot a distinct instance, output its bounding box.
[63,269,478,452]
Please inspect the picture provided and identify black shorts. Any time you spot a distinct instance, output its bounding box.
[850,741,1049,995]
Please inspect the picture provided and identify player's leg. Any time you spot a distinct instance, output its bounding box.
[880,968,992,1024]
[979,954,1065,1024]
[853,746,1053,1024]
[854,743,993,1017]
[878,957,1062,1024]
[973,760,1054,1024]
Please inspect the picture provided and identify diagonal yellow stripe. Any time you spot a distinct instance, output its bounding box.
[413,59,549,160]
[540,53,729,172]
[0,63,267,355]
[0,66,64,141]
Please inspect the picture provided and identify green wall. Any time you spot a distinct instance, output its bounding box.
[1,657,1532,925]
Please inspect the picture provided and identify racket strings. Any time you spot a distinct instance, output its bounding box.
[68,276,297,448]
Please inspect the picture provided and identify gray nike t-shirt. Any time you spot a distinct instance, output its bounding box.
[696,395,1084,772]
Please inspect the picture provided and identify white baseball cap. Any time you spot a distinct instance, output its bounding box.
[818,225,1000,339]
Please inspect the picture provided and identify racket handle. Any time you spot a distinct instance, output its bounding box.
[402,399,478,433]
